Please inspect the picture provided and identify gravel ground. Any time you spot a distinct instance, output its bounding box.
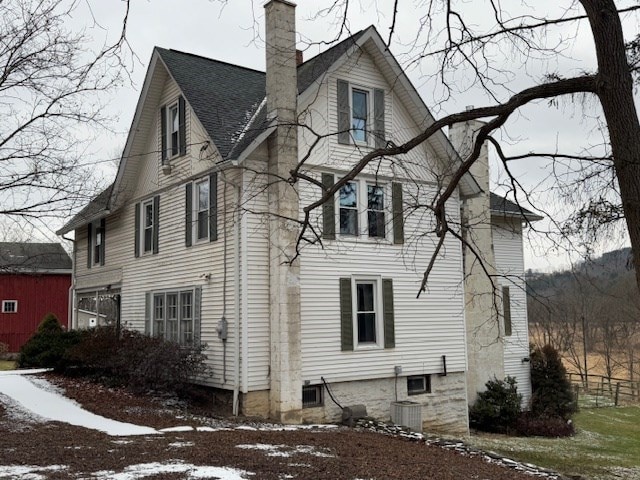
[0,374,556,479]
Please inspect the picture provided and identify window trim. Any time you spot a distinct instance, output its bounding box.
[351,276,384,350]
[1,300,18,313]
[335,177,389,240]
[350,85,371,145]
[407,375,432,395]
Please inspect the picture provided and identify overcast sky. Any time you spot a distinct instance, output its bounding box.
[55,0,639,272]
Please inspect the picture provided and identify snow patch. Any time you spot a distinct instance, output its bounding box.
[0,464,67,479]
[91,462,253,479]
[236,443,334,458]
[159,426,194,433]
[169,441,195,448]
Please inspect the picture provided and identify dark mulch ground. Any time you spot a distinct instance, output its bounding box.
[0,373,542,479]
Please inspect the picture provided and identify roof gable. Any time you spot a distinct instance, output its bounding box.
[490,192,543,222]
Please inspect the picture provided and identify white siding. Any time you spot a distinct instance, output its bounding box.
[492,219,532,405]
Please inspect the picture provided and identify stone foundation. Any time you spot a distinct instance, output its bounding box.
[239,373,469,435]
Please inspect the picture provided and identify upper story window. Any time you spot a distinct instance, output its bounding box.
[322,173,404,244]
[87,218,105,268]
[196,179,210,241]
[351,88,369,143]
[134,196,160,257]
[2,300,17,313]
[337,79,385,148]
[143,199,155,254]
[338,179,387,239]
[185,173,218,247]
[502,286,512,336]
[160,96,186,164]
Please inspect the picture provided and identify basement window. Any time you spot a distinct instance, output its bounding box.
[302,385,323,408]
[407,375,431,395]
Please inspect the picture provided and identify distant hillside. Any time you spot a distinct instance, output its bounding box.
[526,247,634,296]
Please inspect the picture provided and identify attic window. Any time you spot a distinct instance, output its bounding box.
[169,104,179,156]
[161,96,186,163]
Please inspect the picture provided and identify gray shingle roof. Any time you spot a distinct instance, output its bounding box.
[490,192,542,221]
[57,184,112,235]
[158,29,367,161]
[0,242,72,272]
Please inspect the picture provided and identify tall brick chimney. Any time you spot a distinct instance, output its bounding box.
[449,121,504,406]
[264,0,302,422]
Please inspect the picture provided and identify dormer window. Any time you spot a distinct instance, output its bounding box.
[160,96,186,164]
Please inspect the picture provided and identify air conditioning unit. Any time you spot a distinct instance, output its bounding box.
[390,401,422,431]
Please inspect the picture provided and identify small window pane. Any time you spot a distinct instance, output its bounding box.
[356,281,376,344]
[198,182,209,210]
[357,313,376,343]
[408,375,431,395]
[302,385,323,408]
[196,181,209,240]
[167,294,178,342]
[197,211,208,240]
[339,182,357,208]
[170,105,179,156]
[340,209,358,235]
[368,185,384,210]
[357,283,374,311]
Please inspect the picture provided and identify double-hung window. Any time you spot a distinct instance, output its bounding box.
[87,219,105,268]
[185,173,218,246]
[322,173,404,244]
[339,181,358,235]
[351,88,369,143]
[196,179,210,241]
[134,196,160,257]
[160,96,186,164]
[340,276,395,351]
[355,279,378,344]
[338,179,387,239]
[150,289,198,345]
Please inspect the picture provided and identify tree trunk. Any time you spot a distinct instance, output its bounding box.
[581,0,640,288]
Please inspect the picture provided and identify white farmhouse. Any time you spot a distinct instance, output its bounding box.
[58,0,540,434]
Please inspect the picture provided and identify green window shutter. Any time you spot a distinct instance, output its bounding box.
[209,172,218,242]
[382,278,395,348]
[144,292,151,335]
[339,277,353,351]
[178,96,186,156]
[99,218,106,266]
[134,203,140,258]
[322,173,335,240]
[374,88,385,148]
[502,286,512,336]
[337,79,350,144]
[392,182,404,245]
[185,183,193,247]
[153,195,160,254]
[194,287,202,346]
[160,106,167,163]
[87,223,92,269]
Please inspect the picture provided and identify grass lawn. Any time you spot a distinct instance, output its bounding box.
[467,406,640,480]
[0,361,16,371]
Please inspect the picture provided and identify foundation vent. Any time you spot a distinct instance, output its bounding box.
[390,401,422,431]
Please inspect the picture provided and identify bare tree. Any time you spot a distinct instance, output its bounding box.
[278,0,640,293]
[0,0,131,232]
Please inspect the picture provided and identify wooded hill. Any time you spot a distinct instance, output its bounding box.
[526,248,639,383]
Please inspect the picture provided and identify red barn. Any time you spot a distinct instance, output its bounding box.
[0,242,72,353]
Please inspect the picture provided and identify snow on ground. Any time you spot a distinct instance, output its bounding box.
[236,443,335,458]
[0,370,158,436]
[0,463,253,480]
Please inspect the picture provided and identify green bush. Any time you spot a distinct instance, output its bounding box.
[18,313,82,370]
[469,376,522,433]
[530,344,577,420]
[67,326,209,394]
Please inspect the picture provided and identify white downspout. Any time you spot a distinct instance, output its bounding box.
[232,182,242,415]
[62,235,76,330]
